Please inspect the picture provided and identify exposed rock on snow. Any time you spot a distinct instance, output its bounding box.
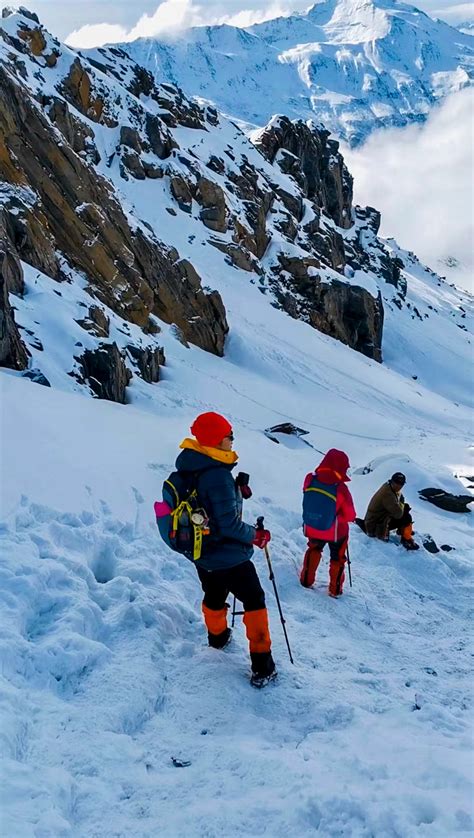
[255,116,353,229]
[78,342,132,403]
[126,343,165,384]
[0,250,28,369]
[418,487,474,512]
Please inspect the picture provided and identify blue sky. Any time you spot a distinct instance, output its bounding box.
[14,0,474,44]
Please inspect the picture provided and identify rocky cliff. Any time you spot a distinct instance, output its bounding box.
[0,7,458,400]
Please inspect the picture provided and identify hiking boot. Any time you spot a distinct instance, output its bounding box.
[250,651,276,680]
[208,627,232,649]
[250,652,277,688]
[401,538,420,551]
[250,670,277,688]
[329,591,343,598]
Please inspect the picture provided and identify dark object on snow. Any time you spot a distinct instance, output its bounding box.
[440,544,455,552]
[355,517,367,533]
[22,368,51,387]
[264,422,309,443]
[422,536,439,554]
[171,757,191,768]
[418,488,473,513]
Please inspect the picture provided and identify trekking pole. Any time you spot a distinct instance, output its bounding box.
[231,595,237,627]
[346,543,353,588]
[256,516,294,665]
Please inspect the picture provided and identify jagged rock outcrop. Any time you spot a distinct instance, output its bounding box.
[0,52,228,356]
[78,343,132,403]
[255,116,353,229]
[127,344,165,383]
[0,249,29,370]
[77,305,110,338]
[270,255,384,360]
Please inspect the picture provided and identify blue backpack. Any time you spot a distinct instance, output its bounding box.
[154,470,211,562]
[303,474,338,531]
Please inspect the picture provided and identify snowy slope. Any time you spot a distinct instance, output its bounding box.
[1,9,474,837]
[115,0,474,144]
[1,305,473,835]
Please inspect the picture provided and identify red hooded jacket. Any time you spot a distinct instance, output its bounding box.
[303,449,356,541]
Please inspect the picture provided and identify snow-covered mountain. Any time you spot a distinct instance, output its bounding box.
[458,20,474,36]
[113,0,474,145]
[1,8,473,836]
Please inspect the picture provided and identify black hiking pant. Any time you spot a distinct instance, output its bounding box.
[197,559,266,612]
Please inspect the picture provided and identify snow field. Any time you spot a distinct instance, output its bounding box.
[1,372,473,837]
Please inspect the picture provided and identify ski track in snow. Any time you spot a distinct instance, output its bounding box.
[1,483,473,837]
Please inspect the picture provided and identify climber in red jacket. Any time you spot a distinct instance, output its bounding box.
[300,448,356,597]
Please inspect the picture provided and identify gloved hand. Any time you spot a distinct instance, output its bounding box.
[404,503,411,512]
[240,484,253,500]
[253,529,271,549]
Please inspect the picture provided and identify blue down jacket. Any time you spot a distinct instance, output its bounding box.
[175,446,255,571]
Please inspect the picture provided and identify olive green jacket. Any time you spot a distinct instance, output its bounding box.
[364,482,404,539]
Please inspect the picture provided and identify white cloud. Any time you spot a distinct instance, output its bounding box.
[66,22,129,49]
[65,0,299,48]
[344,88,474,292]
[433,3,474,23]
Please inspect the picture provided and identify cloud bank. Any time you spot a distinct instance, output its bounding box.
[344,88,474,293]
[65,0,298,48]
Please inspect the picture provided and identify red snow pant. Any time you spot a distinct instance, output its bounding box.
[300,537,348,596]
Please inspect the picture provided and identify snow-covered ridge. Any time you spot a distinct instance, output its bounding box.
[115,0,474,145]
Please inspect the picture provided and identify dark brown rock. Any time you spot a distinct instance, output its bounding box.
[1,247,24,296]
[77,305,110,338]
[119,125,142,152]
[79,342,132,403]
[196,177,227,232]
[48,98,99,161]
[272,256,383,361]
[169,175,193,212]
[255,117,353,229]
[120,150,146,180]
[0,250,29,370]
[127,344,165,383]
[144,113,175,159]
[61,58,107,125]
[0,66,229,357]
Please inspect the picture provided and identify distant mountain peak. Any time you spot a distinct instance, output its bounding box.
[111,0,473,145]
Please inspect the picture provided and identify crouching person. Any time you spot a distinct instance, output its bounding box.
[176,412,276,687]
[364,472,419,550]
[300,449,356,597]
